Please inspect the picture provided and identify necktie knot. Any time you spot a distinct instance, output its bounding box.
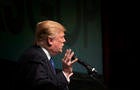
[50,57,56,74]
[50,58,54,67]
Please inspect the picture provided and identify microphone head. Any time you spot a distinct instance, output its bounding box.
[72,55,97,73]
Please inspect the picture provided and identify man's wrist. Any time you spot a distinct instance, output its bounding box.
[62,71,73,83]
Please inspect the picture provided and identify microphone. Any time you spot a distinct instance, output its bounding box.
[72,55,97,74]
[72,55,107,89]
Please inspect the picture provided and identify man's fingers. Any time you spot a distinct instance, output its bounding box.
[71,58,78,64]
[68,73,73,77]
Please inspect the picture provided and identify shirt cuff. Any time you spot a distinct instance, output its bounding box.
[62,71,70,83]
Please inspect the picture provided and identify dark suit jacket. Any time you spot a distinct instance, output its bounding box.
[17,45,69,90]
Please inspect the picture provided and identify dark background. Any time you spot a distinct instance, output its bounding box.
[102,0,139,90]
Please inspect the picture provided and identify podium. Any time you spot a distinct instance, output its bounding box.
[69,72,106,90]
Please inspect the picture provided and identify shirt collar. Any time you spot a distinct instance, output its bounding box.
[41,47,51,60]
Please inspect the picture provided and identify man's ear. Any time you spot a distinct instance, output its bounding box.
[47,37,53,46]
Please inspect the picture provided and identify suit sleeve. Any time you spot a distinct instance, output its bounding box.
[34,60,69,90]
[18,49,69,90]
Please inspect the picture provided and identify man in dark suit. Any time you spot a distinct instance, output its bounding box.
[17,20,78,90]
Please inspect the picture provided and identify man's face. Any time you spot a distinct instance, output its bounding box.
[51,31,66,55]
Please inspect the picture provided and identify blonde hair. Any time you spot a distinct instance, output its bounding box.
[34,20,66,45]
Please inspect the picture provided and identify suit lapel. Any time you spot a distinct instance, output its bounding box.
[34,45,56,75]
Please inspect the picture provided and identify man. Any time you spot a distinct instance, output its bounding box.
[17,20,78,90]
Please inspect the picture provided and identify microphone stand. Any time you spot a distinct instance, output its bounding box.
[72,56,107,89]
[86,65,107,90]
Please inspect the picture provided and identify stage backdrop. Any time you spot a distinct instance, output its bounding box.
[0,0,102,74]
